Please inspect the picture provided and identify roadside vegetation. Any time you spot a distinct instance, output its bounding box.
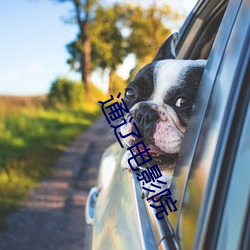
[0,82,107,230]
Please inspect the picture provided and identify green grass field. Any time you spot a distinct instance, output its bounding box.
[0,96,101,229]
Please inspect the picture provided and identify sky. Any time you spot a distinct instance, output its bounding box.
[0,0,197,96]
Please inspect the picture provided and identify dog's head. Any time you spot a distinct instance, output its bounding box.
[121,33,206,168]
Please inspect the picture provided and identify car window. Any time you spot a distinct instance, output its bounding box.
[177,0,228,60]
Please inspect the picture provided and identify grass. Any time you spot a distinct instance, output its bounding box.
[0,95,102,230]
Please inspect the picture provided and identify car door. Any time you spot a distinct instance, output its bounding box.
[90,144,158,250]
[172,0,250,248]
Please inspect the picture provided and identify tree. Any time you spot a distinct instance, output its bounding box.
[124,4,172,75]
[54,0,98,97]
[66,3,174,92]
[90,4,127,93]
[67,4,127,94]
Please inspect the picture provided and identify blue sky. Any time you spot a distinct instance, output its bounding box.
[0,0,196,96]
[0,0,78,95]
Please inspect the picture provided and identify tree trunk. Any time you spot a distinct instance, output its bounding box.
[108,70,115,94]
[81,21,91,98]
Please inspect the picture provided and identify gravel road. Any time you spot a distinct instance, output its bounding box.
[0,117,115,250]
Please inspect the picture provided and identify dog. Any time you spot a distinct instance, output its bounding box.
[120,33,206,199]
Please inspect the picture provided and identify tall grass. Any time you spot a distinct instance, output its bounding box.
[0,95,102,230]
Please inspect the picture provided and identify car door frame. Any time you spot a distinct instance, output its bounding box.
[172,0,250,248]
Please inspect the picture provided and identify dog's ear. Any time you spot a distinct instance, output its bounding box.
[153,32,179,61]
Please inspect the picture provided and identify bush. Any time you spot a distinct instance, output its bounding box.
[48,77,85,108]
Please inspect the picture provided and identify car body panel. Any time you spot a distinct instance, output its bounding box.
[216,99,250,249]
[173,0,250,248]
[92,143,158,250]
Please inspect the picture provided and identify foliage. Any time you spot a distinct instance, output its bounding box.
[109,72,126,94]
[66,38,82,72]
[54,2,177,97]
[0,96,101,230]
[48,77,85,108]
[124,4,172,65]
[89,83,109,102]
[65,2,125,72]
[66,3,173,89]
[90,4,126,72]
[66,4,127,93]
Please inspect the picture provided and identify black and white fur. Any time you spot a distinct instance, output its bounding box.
[120,33,206,198]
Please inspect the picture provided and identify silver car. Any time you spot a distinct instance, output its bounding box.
[85,0,250,249]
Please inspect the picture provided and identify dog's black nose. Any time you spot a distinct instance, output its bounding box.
[134,109,159,131]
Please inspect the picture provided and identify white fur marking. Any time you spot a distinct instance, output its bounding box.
[152,59,206,104]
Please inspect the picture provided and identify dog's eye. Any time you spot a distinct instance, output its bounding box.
[125,89,136,100]
[175,97,192,108]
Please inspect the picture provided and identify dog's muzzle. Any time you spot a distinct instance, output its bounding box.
[134,108,159,135]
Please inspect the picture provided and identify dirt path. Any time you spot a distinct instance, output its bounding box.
[0,117,115,250]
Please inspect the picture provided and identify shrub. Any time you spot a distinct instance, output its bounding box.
[48,77,85,108]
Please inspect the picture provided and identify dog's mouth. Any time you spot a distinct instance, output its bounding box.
[132,142,179,166]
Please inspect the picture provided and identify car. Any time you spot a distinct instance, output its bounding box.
[85,0,250,249]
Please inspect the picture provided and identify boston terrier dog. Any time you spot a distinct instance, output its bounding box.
[120,33,206,198]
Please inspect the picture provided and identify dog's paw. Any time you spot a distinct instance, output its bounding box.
[141,173,173,202]
[121,151,139,172]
